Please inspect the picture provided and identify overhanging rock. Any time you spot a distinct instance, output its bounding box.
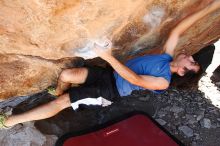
[0,0,220,99]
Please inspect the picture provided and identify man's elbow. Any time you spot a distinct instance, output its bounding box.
[140,83,169,91]
[131,77,142,86]
[155,78,170,90]
[137,81,169,90]
[154,83,169,90]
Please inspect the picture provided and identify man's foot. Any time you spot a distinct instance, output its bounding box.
[0,113,11,129]
[47,87,57,97]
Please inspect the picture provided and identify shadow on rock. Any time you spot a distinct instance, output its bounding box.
[13,90,155,137]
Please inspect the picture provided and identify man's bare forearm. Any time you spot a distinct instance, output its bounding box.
[164,1,220,56]
[173,1,220,35]
[102,55,140,85]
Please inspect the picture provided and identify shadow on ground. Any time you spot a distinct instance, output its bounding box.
[13,85,220,146]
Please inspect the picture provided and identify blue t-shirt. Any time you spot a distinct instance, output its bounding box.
[114,53,173,96]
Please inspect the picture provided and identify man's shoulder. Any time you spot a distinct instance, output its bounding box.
[136,53,173,60]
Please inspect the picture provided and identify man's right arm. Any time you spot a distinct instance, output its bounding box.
[164,0,220,57]
[92,44,169,91]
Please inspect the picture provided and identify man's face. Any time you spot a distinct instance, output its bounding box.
[175,54,200,76]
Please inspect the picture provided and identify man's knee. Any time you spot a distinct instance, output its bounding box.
[59,69,73,82]
[52,93,71,109]
[59,68,88,83]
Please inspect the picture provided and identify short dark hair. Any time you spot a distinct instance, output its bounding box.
[170,68,203,90]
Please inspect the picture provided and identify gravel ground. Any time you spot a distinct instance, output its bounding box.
[0,76,219,146]
[7,73,218,146]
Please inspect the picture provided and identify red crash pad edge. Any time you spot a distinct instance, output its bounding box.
[55,111,184,146]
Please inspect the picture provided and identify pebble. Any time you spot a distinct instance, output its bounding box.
[163,106,170,111]
[157,110,167,118]
[191,141,197,146]
[155,119,167,126]
[3,106,13,116]
[194,133,200,140]
[178,126,194,138]
[138,96,150,102]
[211,123,217,129]
[170,105,184,114]
[196,115,203,121]
[186,114,197,124]
[200,118,212,129]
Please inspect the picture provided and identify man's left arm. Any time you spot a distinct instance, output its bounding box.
[164,0,220,57]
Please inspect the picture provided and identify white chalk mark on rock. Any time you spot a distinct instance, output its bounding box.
[74,37,112,59]
[143,6,165,29]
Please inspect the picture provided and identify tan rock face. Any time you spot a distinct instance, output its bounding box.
[0,0,220,99]
[0,54,84,100]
